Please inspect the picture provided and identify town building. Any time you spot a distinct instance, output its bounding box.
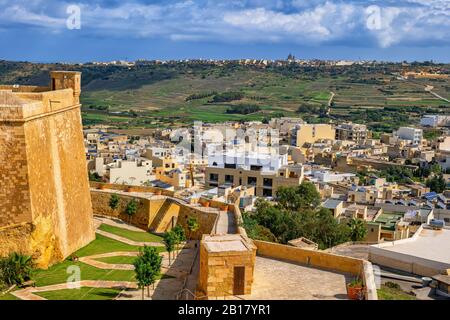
[335,123,369,144]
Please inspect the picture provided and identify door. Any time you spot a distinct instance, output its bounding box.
[233,266,245,295]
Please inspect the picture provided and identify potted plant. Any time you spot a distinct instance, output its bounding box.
[201,200,210,208]
[97,184,106,190]
[347,278,365,300]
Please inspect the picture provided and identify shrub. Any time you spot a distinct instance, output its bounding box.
[0,253,34,286]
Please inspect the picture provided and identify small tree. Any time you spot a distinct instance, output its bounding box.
[109,194,120,217]
[187,217,200,240]
[172,225,186,256]
[163,231,176,266]
[125,199,138,224]
[143,246,162,296]
[348,218,367,242]
[133,258,151,300]
[140,246,162,293]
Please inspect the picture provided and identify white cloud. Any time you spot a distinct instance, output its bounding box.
[0,0,448,48]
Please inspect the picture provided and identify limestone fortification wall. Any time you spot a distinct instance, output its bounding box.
[90,189,218,239]
[253,240,378,300]
[0,72,95,269]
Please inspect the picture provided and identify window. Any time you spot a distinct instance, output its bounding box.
[263,178,273,187]
[225,174,234,183]
[263,188,272,197]
[209,173,219,182]
[250,165,263,171]
[225,163,237,169]
[247,177,257,186]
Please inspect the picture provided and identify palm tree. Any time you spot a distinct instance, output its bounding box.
[187,217,200,241]
[109,194,120,218]
[348,218,367,242]
[0,253,34,286]
[125,199,138,224]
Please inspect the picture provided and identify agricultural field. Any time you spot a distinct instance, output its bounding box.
[1,60,449,132]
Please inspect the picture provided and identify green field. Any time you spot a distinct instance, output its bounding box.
[1,60,448,131]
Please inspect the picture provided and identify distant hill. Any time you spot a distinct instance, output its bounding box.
[1,60,448,130]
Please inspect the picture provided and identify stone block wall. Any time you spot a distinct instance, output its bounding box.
[0,75,95,269]
[90,190,218,238]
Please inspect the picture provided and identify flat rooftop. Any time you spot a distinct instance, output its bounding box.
[203,234,251,253]
[373,228,450,265]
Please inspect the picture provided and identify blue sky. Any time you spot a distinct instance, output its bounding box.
[0,0,449,62]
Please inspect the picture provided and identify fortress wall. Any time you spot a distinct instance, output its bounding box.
[90,190,218,238]
[0,123,32,227]
[0,72,95,269]
[90,190,166,229]
[90,181,175,197]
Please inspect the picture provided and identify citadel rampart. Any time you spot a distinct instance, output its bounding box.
[0,72,95,268]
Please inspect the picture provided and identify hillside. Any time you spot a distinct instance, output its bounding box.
[0,60,449,132]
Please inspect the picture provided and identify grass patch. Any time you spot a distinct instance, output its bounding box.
[98,224,163,243]
[377,284,417,300]
[32,260,136,287]
[35,287,122,300]
[74,233,140,257]
[0,292,21,300]
[95,255,138,265]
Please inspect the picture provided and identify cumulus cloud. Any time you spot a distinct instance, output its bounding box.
[0,0,448,48]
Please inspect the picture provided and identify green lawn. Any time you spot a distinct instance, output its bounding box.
[0,292,21,300]
[74,234,141,257]
[32,260,136,287]
[35,287,122,300]
[98,224,163,243]
[95,255,138,265]
[377,285,417,300]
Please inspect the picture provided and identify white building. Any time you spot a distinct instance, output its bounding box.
[208,150,288,172]
[307,170,356,183]
[108,159,153,186]
[420,115,450,128]
[394,127,423,145]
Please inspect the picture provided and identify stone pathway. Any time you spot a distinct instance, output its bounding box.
[79,249,193,279]
[12,281,137,300]
[215,211,237,234]
[96,229,164,247]
[10,215,199,300]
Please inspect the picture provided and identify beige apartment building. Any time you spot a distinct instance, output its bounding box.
[205,165,304,197]
[290,124,335,148]
[335,123,369,144]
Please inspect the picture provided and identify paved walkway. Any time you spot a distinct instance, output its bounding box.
[11,212,200,300]
[79,249,193,279]
[12,281,138,300]
[215,211,237,234]
[231,256,351,300]
[96,229,164,247]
